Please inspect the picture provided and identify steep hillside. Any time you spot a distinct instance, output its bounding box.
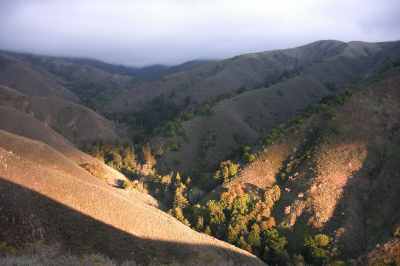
[108,40,400,113]
[0,53,78,101]
[1,40,399,264]
[0,106,126,184]
[0,130,264,265]
[152,40,400,174]
[1,51,211,112]
[0,85,120,144]
[187,69,400,264]
[0,51,133,111]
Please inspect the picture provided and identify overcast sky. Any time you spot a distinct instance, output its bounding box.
[0,0,399,66]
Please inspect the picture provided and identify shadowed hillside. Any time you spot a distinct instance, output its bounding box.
[0,51,212,112]
[0,53,79,102]
[0,130,264,265]
[0,177,265,265]
[151,40,400,174]
[182,68,400,264]
[1,39,399,265]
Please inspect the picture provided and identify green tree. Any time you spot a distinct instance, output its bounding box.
[227,225,239,244]
[231,193,250,217]
[207,200,225,225]
[303,234,332,265]
[264,228,287,253]
[204,226,212,235]
[142,143,156,168]
[121,145,137,169]
[238,236,252,253]
[173,185,189,209]
[105,150,122,169]
[248,223,261,249]
[171,207,190,227]
[214,161,240,183]
[195,216,205,232]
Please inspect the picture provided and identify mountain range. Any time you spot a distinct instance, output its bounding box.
[0,40,399,265]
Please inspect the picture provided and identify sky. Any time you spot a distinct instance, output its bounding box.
[0,0,399,66]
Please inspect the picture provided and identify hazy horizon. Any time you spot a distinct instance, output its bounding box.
[1,0,399,66]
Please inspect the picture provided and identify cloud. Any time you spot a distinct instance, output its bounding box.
[0,0,399,66]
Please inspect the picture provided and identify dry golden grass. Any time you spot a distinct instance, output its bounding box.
[0,130,264,265]
[0,85,119,145]
[215,70,400,259]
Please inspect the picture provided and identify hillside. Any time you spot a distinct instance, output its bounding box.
[1,39,399,265]
[108,40,400,113]
[0,130,264,265]
[0,51,212,112]
[184,68,400,264]
[0,106,127,184]
[0,85,120,145]
[0,53,78,102]
[150,40,400,174]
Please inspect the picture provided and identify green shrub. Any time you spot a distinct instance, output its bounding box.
[303,234,332,265]
[314,234,331,247]
[213,160,240,183]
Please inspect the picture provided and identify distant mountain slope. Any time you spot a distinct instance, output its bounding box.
[0,50,212,112]
[0,52,134,111]
[0,130,264,265]
[107,40,399,113]
[152,40,400,173]
[0,53,79,101]
[0,85,120,145]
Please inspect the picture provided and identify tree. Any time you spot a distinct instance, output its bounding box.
[238,236,252,253]
[242,146,256,163]
[173,185,189,209]
[195,216,204,232]
[263,228,288,256]
[207,200,226,238]
[214,161,240,183]
[121,145,137,169]
[171,207,190,227]
[231,193,250,217]
[105,150,122,169]
[261,228,289,265]
[227,225,239,244]
[314,234,331,247]
[142,143,156,168]
[303,234,331,265]
[260,217,276,231]
[204,226,212,235]
[173,172,182,186]
[248,223,261,249]
[207,200,225,225]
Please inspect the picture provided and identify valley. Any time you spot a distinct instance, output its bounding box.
[0,40,400,265]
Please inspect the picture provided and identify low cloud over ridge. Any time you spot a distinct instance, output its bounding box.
[1,0,399,66]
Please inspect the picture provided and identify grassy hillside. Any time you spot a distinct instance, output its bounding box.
[151,40,400,174]
[0,129,264,265]
[1,40,400,265]
[0,53,79,102]
[177,68,400,265]
[88,68,400,265]
[0,51,212,113]
[0,85,120,145]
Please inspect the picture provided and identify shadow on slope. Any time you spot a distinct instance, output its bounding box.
[0,177,264,265]
[324,139,400,258]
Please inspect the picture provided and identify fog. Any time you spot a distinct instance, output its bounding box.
[1,0,399,66]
